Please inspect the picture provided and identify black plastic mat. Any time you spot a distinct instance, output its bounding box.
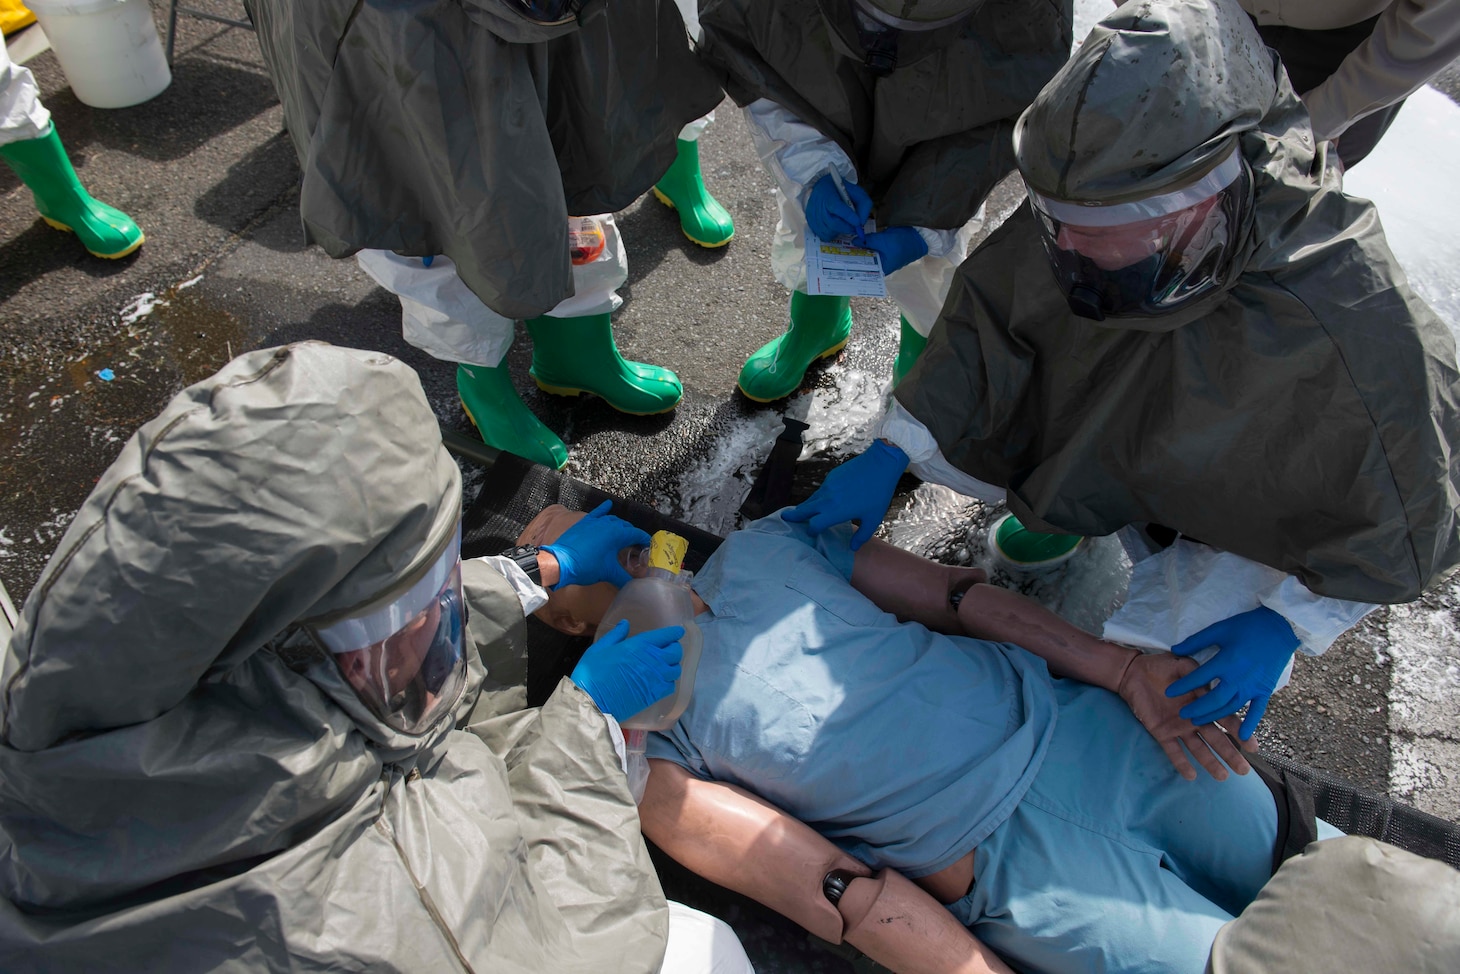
[457,447,1460,871]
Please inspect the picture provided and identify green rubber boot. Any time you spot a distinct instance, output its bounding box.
[893,315,928,387]
[526,313,683,415]
[457,362,569,470]
[737,291,853,402]
[990,513,1083,569]
[652,138,734,248]
[0,124,144,259]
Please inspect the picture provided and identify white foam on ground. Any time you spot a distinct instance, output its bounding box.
[1386,601,1460,735]
[656,409,785,535]
[118,293,169,327]
[798,370,889,460]
[882,482,1133,633]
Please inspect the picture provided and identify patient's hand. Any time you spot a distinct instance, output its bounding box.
[1117,652,1256,782]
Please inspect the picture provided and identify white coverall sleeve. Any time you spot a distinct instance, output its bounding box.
[743,98,961,258]
[1,41,52,147]
[878,399,1007,502]
[1103,539,1376,660]
[1303,0,1460,143]
[475,554,551,614]
[1259,573,1378,656]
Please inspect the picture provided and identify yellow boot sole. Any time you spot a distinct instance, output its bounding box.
[459,396,569,470]
[42,216,145,260]
[532,376,679,416]
[651,186,734,249]
[736,336,850,403]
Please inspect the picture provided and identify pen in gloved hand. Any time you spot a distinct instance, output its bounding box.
[828,169,868,247]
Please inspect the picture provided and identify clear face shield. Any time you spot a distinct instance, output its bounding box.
[308,524,467,736]
[1026,146,1251,322]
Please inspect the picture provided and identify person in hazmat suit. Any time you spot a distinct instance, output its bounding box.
[243,0,725,471]
[0,40,143,258]
[693,0,1074,402]
[0,341,753,973]
[784,0,1460,741]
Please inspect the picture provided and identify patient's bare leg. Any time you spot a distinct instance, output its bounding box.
[849,539,985,633]
[641,760,1012,974]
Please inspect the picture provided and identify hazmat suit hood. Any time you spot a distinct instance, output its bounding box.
[1014,0,1277,203]
[0,343,462,912]
[1010,0,1284,331]
[1010,0,1323,332]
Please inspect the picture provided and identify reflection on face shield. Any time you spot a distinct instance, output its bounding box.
[1027,148,1251,321]
[500,0,580,26]
[311,526,468,735]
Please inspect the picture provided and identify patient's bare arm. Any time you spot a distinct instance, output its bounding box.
[641,760,1013,974]
[848,538,986,634]
[850,539,1254,781]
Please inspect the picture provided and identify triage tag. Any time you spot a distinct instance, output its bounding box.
[804,228,888,298]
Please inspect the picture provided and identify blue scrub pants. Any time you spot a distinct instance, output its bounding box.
[949,679,1282,974]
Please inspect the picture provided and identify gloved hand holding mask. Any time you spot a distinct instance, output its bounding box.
[543,499,652,588]
[571,620,685,721]
[805,172,872,242]
[862,227,928,275]
[1164,605,1300,740]
[784,439,909,550]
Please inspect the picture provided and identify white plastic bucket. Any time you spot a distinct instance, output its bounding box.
[25,0,171,109]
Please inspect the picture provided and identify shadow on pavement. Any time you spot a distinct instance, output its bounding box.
[194,130,301,240]
[0,220,142,305]
[14,57,280,169]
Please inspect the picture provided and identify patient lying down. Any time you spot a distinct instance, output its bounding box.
[521,506,1307,974]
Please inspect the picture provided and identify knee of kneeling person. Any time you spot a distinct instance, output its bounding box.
[1208,836,1460,973]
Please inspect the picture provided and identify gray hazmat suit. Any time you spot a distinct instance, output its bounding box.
[893,0,1460,605]
[0,343,668,972]
[243,0,723,321]
[696,0,1074,231]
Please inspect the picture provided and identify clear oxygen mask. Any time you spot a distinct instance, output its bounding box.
[602,530,703,801]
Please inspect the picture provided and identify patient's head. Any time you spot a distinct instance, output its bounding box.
[518,504,624,637]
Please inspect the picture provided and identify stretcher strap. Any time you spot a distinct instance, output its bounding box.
[1247,754,1319,874]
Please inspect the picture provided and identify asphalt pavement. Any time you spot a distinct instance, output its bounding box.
[1,7,1458,963]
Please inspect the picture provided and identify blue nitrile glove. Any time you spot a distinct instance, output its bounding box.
[805,173,873,243]
[1164,606,1300,740]
[570,620,684,721]
[861,227,929,276]
[783,439,909,550]
[542,500,651,588]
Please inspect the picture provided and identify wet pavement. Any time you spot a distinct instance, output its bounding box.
[2,4,1459,969]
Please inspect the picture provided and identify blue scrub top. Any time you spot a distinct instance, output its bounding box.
[647,513,1058,878]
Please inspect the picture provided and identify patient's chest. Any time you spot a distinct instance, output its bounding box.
[653,546,1057,875]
